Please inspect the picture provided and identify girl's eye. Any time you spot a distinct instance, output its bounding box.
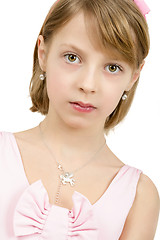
[105,64,122,74]
[64,54,80,64]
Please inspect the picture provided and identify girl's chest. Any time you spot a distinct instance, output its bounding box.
[23,157,118,211]
[14,133,123,211]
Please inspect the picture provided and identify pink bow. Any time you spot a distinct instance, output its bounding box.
[133,0,150,19]
[68,191,99,239]
[13,180,99,239]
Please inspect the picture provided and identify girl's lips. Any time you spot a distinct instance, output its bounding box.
[71,101,96,108]
[69,102,96,113]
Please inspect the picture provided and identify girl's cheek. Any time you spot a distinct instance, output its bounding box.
[60,61,81,73]
[46,68,68,94]
[104,95,120,114]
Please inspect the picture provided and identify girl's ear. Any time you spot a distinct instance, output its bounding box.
[126,60,145,91]
[38,35,47,71]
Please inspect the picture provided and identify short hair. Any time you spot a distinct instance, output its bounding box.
[29,0,150,134]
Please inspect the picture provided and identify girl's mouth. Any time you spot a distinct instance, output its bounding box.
[70,102,96,113]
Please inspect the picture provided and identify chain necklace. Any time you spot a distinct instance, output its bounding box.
[39,123,106,205]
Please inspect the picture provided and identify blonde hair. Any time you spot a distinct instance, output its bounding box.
[29,0,150,133]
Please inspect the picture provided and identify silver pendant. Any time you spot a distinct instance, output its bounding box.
[60,172,75,186]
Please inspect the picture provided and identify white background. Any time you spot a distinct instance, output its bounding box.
[0,0,159,238]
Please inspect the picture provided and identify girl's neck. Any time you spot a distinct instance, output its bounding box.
[40,116,106,163]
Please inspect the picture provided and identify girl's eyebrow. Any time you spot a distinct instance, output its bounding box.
[60,43,86,56]
[59,43,126,63]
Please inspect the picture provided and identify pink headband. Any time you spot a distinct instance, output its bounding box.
[133,0,150,19]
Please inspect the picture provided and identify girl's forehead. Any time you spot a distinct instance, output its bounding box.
[49,13,107,48]
[53,12,89,37]
[49,12,127,62]
[49,13,95,49]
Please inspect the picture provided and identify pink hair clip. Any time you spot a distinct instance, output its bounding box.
[133,0,150,19]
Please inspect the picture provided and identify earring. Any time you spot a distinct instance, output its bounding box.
[122,93,128,101]
[39,73,46,81]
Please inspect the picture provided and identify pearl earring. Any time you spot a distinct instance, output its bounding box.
[122,93,128,101]
[39,73,46,81]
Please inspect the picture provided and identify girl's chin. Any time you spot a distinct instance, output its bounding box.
[61,118,95,131]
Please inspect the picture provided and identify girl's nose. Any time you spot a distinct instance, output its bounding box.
[77,67,99,94]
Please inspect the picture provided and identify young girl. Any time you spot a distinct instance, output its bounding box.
[0,0,159,239]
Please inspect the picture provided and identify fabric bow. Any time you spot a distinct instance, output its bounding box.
[133,0,150,19]
[13,180,99,239]
[67,191,99,239]
[13,181,51,237]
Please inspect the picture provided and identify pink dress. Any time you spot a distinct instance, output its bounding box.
[0,131,142,239]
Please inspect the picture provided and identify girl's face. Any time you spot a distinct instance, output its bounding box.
[38,12,141,131]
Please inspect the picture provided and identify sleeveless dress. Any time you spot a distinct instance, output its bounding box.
[0,131,142,239]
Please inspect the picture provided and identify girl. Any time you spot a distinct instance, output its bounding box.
[0,0,159,239]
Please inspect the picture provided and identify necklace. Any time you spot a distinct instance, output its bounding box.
[39,122,106,205]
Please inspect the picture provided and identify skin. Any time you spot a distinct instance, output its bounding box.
[38,11,142,159]
[15,11,159,239]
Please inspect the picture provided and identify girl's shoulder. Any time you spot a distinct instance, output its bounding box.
[120,172,160,239]
[137,173,160,209]
[0,130,34,148]
[138,173,160,212]
[13,127,40,145]
[0,128,39,161]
